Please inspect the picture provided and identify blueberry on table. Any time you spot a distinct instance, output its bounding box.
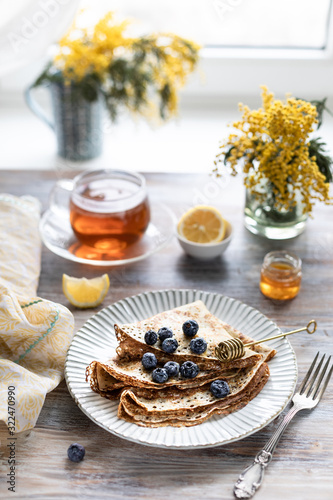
[182,319,199,338]
[164,361,180,377]
[210,380,230,398]
[180,361,199,379]
[142,352,157,370]
[144,330,158,345]
[67,443,85,462]
[158,327,173,342]
[162,337,179,353]
[152,368,169,384]
[190,337,207,355]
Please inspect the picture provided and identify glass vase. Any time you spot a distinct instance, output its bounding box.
[244,185,308,240]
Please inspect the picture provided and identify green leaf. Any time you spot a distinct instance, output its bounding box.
[308,137,333,183]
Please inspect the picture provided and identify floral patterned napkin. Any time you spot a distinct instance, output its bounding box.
[0,194,74,433]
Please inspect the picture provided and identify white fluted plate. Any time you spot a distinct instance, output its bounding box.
[65,289,297,449]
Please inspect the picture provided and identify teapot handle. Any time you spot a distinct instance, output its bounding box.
[24,84,55,131]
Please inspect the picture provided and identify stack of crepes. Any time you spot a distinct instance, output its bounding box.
[86,300,276,427]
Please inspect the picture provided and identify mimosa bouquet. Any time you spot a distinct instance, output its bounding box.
[33,11,200,121]
[214,87,332,215]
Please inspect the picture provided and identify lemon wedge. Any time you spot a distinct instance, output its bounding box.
[62,274,110,309]
[177,206,226,244]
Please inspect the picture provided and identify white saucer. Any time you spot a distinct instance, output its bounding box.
[40,202,175,266]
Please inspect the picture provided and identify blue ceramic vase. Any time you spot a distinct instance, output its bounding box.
[25,80,103,161]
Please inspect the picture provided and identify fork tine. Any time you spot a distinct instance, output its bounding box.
[310,355,331,399]
[299,352,319,394]
[314,358,333,401]
[304,353,326,396]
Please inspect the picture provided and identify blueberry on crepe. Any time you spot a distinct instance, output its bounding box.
[162,338,178,353]
[152,368,169,384]
[164,361,180,377]
[158,327,173,342]
[180,361,199,379]
[142,353,157,370]
[144,330,158,345]
[210,380,230,398]
[182,319,199,338]
[190,337,207,355]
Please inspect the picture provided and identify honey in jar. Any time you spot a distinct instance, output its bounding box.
[260,251,302,300]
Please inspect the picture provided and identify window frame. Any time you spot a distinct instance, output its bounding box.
[183,4,333,99]
[201,0,333,61]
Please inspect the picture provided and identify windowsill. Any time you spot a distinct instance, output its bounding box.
[1,95,333,174]
[0,97,248,174]
[201,46,333,61]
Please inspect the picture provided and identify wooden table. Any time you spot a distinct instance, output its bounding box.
[0,170,332,500]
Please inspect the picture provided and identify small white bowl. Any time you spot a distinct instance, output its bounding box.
[176,219,233,260]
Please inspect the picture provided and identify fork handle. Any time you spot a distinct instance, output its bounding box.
[234,405,300,499]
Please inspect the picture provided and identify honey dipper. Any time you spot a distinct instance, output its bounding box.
[215,320,317,362]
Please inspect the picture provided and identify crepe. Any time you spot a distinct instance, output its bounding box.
[118,361,270,427]
[115,300,275,370]
[86,354,242,399]
[86,300,276,428]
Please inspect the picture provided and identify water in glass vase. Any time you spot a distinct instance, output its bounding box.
[244,188,307,240]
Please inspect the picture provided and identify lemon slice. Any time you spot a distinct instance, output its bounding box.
[62,274,110,309]
[177,205,226,244]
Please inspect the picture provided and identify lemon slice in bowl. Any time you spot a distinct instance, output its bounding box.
[62,274,110,309]
[177,206,226,244]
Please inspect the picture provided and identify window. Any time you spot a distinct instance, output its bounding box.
[81,0,333,50]
[2,0,333,97]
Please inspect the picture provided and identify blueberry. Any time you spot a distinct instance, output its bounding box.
[67,443,85,462]
[158,327,173,342]
[152,368,169,384]
[161,337,179,354]
[182,319,199,338]
[142,352,157,370]
[164,361,180,377]
[210,380,230,398]
[180,361,199,379]
[144,330,158,345]
[190,337,207,355]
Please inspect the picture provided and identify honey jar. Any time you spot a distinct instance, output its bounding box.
[260,251,302,300]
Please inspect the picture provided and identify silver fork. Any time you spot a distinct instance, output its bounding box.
[234,352,333,499]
